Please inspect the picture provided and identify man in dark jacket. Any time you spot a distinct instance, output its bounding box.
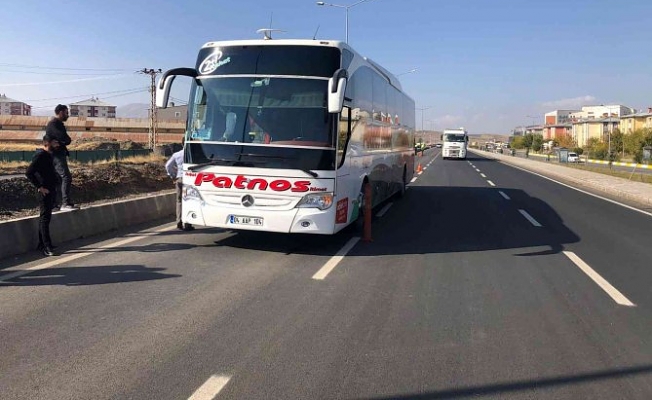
[25,135,61,256]
[46,104,78,211]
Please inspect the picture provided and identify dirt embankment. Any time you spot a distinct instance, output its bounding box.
[0,161,173,221]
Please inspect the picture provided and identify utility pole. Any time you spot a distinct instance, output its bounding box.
[139,68,162,149]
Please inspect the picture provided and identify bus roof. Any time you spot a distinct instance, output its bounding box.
[200,39,403,91]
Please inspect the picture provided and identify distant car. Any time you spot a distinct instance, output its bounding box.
[435,143,442,148]
[568,152,580,163]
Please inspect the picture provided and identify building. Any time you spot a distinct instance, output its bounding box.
[156,104,188,122]
[69,97,116,118]
[543,109,578,140]
[569,104,634,121]
[0,94,31,116]
[572,117,620,147]
[619,107,652,133]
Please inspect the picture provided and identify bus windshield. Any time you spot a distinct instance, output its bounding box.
[444,134,466,142]
[187,77,334,148]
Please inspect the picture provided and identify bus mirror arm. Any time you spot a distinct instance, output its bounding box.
[156,67,198,109]
[328,69,348,114]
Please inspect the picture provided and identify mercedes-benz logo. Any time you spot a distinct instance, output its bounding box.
[241,195,255,207]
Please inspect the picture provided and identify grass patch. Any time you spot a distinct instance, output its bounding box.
[566,163,652,184]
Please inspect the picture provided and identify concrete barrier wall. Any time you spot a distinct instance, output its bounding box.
[0,191,175,260]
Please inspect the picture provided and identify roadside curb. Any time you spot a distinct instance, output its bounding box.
[0,191,175,260]
[471,149,652,208]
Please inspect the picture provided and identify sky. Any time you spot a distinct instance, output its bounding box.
[1,0,651,134]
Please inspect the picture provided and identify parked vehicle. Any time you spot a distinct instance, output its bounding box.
[568,152,580,163]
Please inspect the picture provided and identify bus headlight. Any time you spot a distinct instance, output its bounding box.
[296,192,334,210]
[182,185,203,201]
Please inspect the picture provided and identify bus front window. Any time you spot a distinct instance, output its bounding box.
[187,77,334,148]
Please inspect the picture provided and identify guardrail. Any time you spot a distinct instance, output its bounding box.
[0,149,152,163]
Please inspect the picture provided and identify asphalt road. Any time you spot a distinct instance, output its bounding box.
[2,149,652,399]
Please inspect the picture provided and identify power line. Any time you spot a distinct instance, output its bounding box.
[24,87,149,102]
[0,63,137,72]
[0,74,132,87]
[0,69,129,76]
[30,89,149,109]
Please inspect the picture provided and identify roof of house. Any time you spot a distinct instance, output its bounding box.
[621,111,652,118]
[70,97,116,107]
[0,94,24,103]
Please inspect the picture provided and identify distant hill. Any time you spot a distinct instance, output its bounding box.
[116,103,149,119]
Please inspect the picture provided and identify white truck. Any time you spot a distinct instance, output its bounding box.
[441,128,468,159]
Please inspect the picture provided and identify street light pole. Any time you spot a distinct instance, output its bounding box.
[316,0,377,43]
[416,106,430,133]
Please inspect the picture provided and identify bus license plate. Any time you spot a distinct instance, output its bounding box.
[229,215,264,226]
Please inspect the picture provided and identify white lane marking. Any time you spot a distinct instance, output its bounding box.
[418,171,423,175]
[487,180,496,187]
[376,203,393,217]
[423,167,428,170]
[475,168,480,172]
[563,251,635,307]
[312,237,360,280]
[498,163,652,219]
[410,177,417,183]
[480,173,487,178]
[0,225,176,283]
[499,191,511,200]
[518,209,542,227]
[188,375,231,400]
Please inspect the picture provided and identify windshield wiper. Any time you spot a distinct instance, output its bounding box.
[301,169,319,178]
[188,158,235,171]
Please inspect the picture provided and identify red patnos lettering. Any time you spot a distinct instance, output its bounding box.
[247,178,269,191]
[270,180,292,192]
[234,175,248,189]
[291,181,311,193]
[195,173,215,186]
[212,177,233,188]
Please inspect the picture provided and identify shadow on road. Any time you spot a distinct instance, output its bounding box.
[0,265,180,286]
[64,242,203,254]
[355,363,652,399]
[213,185,579,257]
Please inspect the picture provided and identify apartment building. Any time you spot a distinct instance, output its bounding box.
[70,97,117,118]
[0,94,31,116]
[619,107,652,133]
[543,109,578,140]
[572,117,620,147]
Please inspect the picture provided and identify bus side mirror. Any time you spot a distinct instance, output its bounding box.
[328,69,348,114]
[156,67,198,108]
[156,75,175,109]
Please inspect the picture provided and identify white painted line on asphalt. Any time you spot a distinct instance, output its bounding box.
[418,171,423,175]
[499,191,511,200]
[503,164,652,219]
[518,209,542,227]
[487,180,496,187]
[188,375,231,400]
[0,225,177,283]
[312,237,361,280]
[563,251,635,307]
[423,167,428,171]
[376,203,393,217]
[410,177,417,183]
[480,173,487,178]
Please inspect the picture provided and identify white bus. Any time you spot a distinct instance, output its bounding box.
[157,38,415,234]
[441,128,468,159]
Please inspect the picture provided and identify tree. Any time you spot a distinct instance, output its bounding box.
[522,133,534,149]
[585,138,609,160]
[610,129,624,159]
[511,136,525,149]
[556,133,576,149]
[532,134,544,152]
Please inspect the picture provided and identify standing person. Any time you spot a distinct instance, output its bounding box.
[25,135,60,256]
[165,144,194,231]
[46,104,79,211]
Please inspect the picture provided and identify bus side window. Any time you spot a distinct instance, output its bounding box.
[337,106,352,169]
